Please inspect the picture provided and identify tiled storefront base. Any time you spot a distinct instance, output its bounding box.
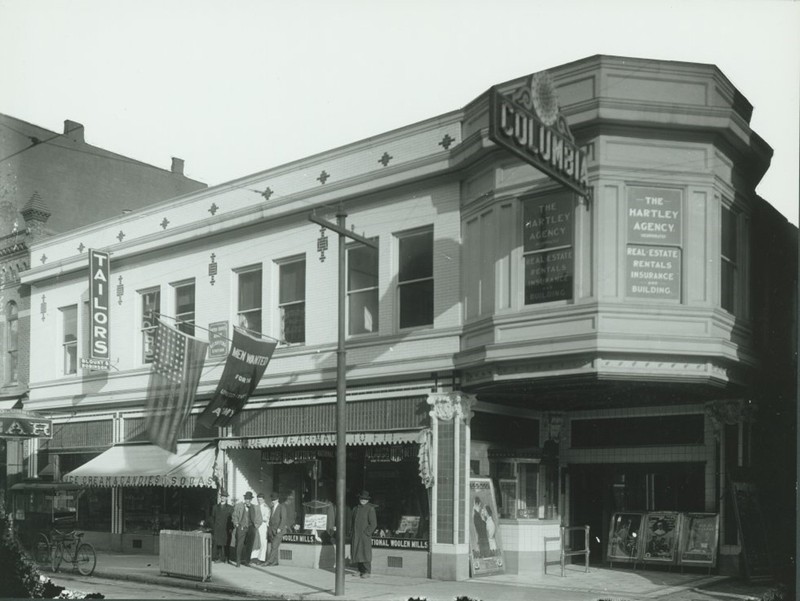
[430,545,470,580]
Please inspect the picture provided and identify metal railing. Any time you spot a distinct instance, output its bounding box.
[544,525,590,576]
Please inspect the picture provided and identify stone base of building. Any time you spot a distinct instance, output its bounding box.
[430,545,469,580]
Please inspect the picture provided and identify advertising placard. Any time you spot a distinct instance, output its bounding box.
[469,477,505,577]
[0,410,52,439]
[396,516,421,537]
[523,195,574,252]
[642,512,681,564]
[607,512,645,562]
[678,513,719,566]
[524,249,574,304]
[88,249,110,369]
[207,321,229,358]
[627,187,682,245]
[626,245,681,300]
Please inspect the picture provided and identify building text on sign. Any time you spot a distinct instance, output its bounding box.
[627,187,682,246]
[89,249,110,364]
[626,245,681,300]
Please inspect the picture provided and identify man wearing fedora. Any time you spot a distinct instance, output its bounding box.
[350,490,377,578]
[232,491,262,567]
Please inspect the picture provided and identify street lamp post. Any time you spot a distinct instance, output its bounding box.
[310,208,376,596]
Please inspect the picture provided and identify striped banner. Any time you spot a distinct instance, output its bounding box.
[144,320,209,453]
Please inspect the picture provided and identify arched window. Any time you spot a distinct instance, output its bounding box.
[6,301,18,384]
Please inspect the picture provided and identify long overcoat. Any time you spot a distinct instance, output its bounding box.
[210,502,232,547]
[350,502,377,563]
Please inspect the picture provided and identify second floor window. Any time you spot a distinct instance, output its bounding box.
[279,258,305,344]
[141,289,160,364]
[6,301,18,384]
[238,268,262,335]
[61,305,78,375]
[348,240,379,335]
[721,204,737,313]
[398,229,433,329]
[175,282,196,336]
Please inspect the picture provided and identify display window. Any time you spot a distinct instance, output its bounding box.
[122,487,216,534]
[262,444,430,543]
[490,457,559,520]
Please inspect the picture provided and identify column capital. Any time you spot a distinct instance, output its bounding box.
[427,392,475,423]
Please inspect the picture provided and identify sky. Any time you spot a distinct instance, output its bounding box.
[1,0,798,225]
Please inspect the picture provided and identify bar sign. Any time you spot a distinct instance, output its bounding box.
[89,249,110,364]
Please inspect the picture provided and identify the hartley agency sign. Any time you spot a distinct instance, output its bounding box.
[489,73,590,199]
[86,249,111,370]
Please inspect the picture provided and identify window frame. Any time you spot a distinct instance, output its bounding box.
[139,287,161,365]
[720,203,738,314]
[5,301,18,384]
[60,305,78,375]
[396,227,434,330]
[236,265,263,336]
[276,256,306,345]
[346,238,379,336]
[173,279,196,337]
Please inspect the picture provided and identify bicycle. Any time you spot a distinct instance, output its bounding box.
[45,528,97,576]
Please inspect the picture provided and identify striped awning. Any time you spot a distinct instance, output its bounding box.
[219,429,425,450]
[62,442,217,488]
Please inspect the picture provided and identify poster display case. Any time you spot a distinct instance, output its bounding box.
[607,512,644,562]
[641,512,681,564]
[678,513,720,567]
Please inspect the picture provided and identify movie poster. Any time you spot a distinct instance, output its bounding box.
[469,477,505,577]
[607,512,644,561]
[642,511,681,563]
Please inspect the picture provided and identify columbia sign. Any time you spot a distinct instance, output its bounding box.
[489,77,590,199]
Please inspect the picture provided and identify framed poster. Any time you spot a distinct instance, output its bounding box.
[678,513,719,567]
[607,512,644,562]
[396,515,420,537]
[642,512,681,563]
[469,477,505,577]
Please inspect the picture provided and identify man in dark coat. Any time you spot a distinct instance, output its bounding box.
[350,490,377,578]
[265,491,291,566]
[210,491,232,562]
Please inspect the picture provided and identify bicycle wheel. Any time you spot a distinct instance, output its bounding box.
[51,541,62,572]
[34,533,50,565]
[76,542,96,576]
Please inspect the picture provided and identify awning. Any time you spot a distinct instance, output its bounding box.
[62,442,217,488]
[219,429,425,450]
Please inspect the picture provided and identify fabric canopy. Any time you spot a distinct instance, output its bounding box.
[63,442,217,488]
[218,429,424,450]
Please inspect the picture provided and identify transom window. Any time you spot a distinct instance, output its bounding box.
[278,258,305,344]
[398,229,433,329]
[347,240,379,335]
[238,268,262,335]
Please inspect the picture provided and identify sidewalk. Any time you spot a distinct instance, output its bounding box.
[76,549,771,601]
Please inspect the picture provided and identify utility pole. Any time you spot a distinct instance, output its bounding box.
[310,207,376,596]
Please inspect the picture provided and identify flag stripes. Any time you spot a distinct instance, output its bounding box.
[144,320,208,453]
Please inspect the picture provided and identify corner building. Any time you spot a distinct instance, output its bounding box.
[20,56,797,580]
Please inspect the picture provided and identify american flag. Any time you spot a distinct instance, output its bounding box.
[144,320,208,453]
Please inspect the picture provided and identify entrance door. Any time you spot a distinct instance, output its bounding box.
[569,463,705,562]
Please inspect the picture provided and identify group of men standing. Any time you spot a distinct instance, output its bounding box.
[210,490,293,567]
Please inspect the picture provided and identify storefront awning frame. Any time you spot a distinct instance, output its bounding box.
[219,428,426,450]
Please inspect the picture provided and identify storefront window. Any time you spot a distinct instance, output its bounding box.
[123,487,215,534]
[490,458,557,521]
[264,445,429,541]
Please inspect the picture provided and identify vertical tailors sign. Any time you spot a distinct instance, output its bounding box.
[84,249,111,371]
[488,71,590,200]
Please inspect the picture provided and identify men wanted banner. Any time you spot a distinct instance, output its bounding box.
[198,326,277,428]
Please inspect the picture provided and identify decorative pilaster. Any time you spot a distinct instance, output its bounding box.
[705,399,757,441]
[426,391,475,581]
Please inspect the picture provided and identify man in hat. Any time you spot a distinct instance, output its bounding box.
[210,491,233,562]
[232,491,262,567]
[265,491,291,566]
[350,490,377,578]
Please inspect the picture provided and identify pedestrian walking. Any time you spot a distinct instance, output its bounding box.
[350,490,377,578]
[210,491,232,563]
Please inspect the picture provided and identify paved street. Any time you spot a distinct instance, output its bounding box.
[46,573,239,600]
